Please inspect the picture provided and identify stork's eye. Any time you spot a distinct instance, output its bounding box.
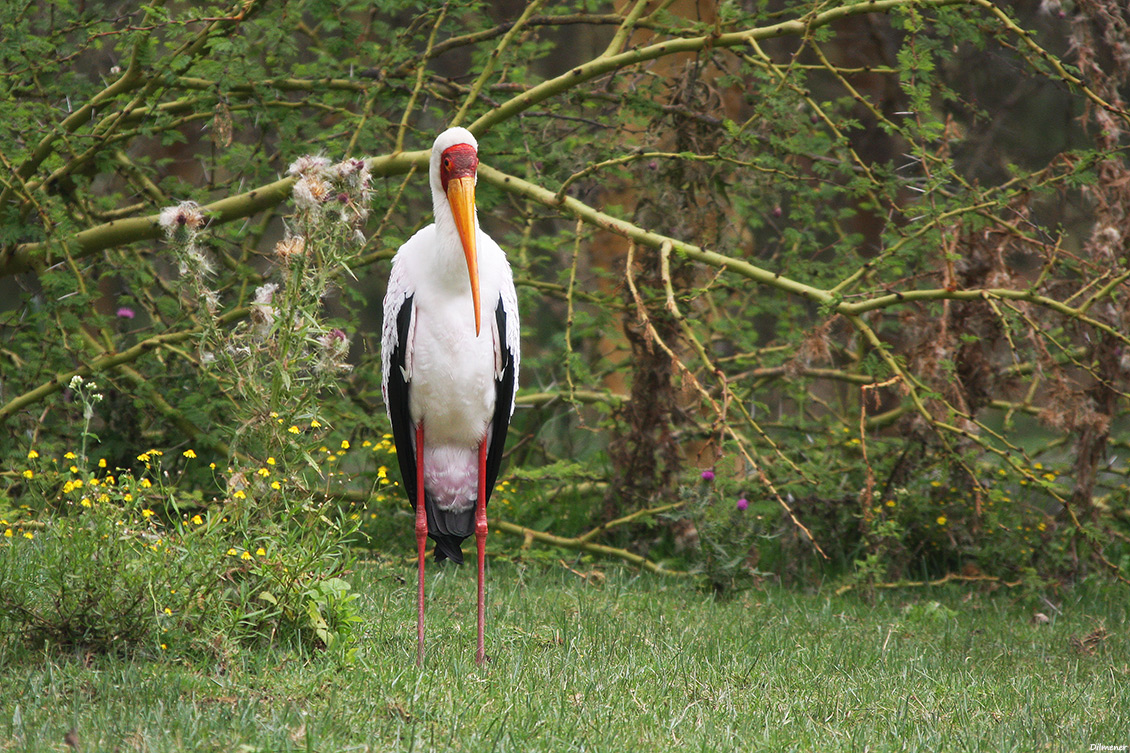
[442,157,452,171]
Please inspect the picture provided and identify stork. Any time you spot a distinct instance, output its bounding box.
[380,127,520,666]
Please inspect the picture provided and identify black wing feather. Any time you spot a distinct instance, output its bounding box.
[484,295,516,503]
[386,294,418,515]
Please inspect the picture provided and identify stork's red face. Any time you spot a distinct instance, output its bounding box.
[440,143,482,335]
[439,143,478,191]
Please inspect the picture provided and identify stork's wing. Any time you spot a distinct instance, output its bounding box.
[484,279,520,503]
[382,290,419,511]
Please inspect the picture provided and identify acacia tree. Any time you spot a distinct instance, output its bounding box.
[2,0,1128,585]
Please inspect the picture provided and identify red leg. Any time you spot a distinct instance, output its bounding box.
[475,437,489,665]
[415,422,427,667]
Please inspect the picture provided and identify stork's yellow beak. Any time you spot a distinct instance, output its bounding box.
[446,175,481,335]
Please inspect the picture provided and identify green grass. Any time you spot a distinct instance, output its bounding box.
[1,562,1127,752]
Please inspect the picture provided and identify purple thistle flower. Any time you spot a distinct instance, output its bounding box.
[736,498,749,512]
[701,470,715,482]
[116,307,135,319]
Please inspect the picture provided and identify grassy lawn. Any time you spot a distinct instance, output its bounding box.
[1,561,1126,752]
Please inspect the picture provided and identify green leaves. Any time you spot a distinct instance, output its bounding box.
[1,0,1128,592]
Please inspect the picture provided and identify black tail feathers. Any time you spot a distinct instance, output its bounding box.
[425,497,474,564]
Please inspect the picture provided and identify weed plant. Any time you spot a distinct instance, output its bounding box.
[0,159,381,661]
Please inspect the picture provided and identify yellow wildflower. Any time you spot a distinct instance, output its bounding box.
[240,551,252,561]
[142,509,154,518]
[310,419,321,428]
[3,529,11,538]
[270,481,281,490]
[80,498,92,508]
[22,470,33,479]
[936,515,947,526]
[255,547,266,556]
[98,458,107,468]
[257,467,270,477]
[23,531,33,540]
[266,457,276,466]
[234,490,247,500]
[64,452,77,460]
[183,449,196,459]
[137,453,150,462]
[341,440,350,450]
[26,450,38,460]
[227,548,238,556]
[191,515,203,525]
[288,425,300,434]
[140,478,152,489]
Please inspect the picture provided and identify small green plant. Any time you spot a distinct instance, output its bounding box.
[667,469,768,593]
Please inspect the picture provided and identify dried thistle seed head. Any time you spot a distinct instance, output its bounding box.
[293,176,331,211]
[287,155,332,177]
[200,288,220,313]
[335,158,371,188]
[253,283,277,305]
[274,235,307,261]
[177,245,215,278]
[158,201,206,242]
[250,304,274,331]
[250,283,277,331]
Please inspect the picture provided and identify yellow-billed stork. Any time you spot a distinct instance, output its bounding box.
[381,127,519,666]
